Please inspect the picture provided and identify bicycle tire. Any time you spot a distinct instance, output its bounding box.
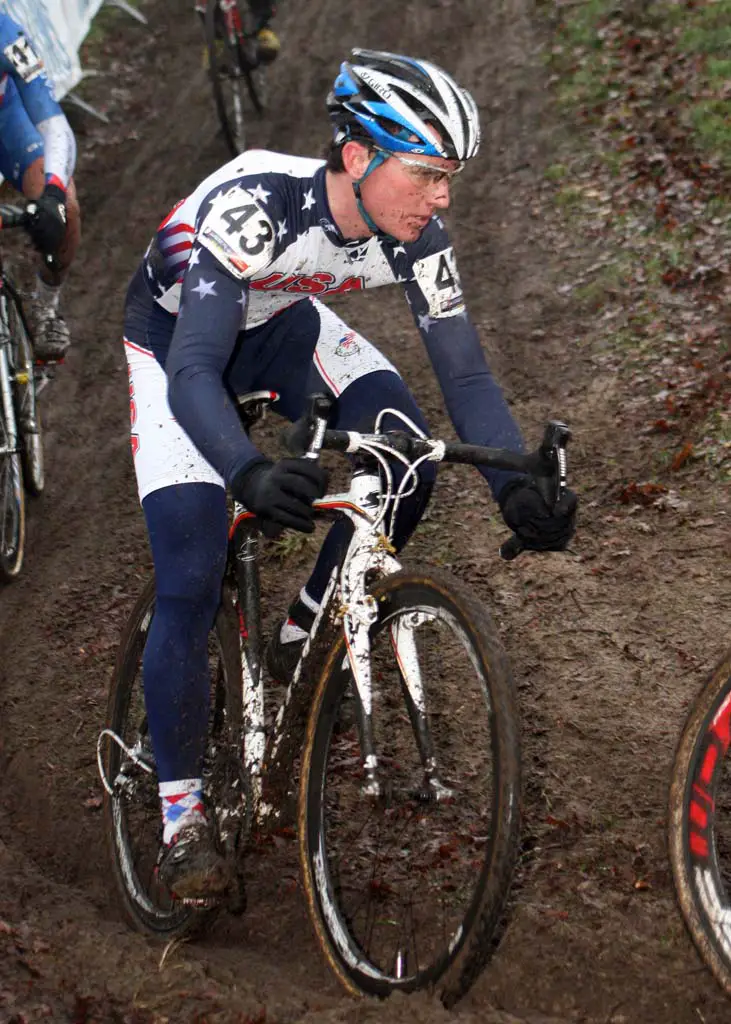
[206,0,257,156]
[299,567,521,1004]
[668,646,731,996]
[0,342,25,582]
[102,575,243,938]
[7,290,43,496]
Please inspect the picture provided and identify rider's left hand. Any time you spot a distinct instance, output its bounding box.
[498,478,578,551]
[26,184,67,257]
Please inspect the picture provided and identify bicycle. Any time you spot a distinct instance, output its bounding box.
[668,646,731,996]
[0,203,54,582]
[98,391,571,1005]
[202,0,267,157]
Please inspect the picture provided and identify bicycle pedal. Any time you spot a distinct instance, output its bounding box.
[179,894,218,909]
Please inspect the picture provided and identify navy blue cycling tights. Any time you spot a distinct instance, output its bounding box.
[142,371,435,782]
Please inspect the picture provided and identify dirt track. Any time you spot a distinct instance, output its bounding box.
[0,0,730,1020]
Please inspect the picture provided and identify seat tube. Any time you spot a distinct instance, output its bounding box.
[232,511,265,788]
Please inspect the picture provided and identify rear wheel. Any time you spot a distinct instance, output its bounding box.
[102,576,244,937]
[668,647,731,996]
[299,568,521,1004]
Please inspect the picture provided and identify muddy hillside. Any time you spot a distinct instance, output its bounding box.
[0,0,729,1021]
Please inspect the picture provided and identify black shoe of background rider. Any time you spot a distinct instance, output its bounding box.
[265,597,316,684]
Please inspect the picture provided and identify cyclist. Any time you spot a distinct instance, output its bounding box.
[123,48,578,900]
[0,12,80,361]
[195,0,280,63]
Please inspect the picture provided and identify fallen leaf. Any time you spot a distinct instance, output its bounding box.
[671,442,694,471]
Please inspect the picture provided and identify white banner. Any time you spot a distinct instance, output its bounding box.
[1,0,104,98]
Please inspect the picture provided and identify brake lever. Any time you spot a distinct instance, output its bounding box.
[282,392,335,456]
[500,420,571,561]
[303,393,333,460]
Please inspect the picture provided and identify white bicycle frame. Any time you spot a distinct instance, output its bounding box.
[233,405,453,820]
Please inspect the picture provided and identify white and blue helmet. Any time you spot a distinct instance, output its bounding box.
[328,48,481,162]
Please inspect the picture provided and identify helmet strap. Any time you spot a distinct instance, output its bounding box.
[351,151,395,238]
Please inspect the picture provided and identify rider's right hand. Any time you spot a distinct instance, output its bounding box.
[232,458,329,533]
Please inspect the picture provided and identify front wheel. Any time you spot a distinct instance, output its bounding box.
[0,347,25,581]
[299,568,521,1004]
[8,294,44,496]
[668,647,731,997]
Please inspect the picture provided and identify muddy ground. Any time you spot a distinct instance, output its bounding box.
[0,0,730,1021]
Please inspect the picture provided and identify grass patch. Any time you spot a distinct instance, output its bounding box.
[545,163,569,182]
[687,101,731,166]
[550,0,731,167]
[269,532,312,562]
[553,184,586,212]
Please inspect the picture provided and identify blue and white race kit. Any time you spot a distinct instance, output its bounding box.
[0,13,75,190]
[123,149,525,783]
[124,149,523,499]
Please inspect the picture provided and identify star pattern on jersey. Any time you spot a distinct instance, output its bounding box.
[276,219,288,242]
[301,188,316,211]
[207,188,229,210]
[418,312,433,333]
[191,277,217,299]
[392,244,407,257]
[188,247,201,268]
[250,183,271,205]
[345,240,370,263]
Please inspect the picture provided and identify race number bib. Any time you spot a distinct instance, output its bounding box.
[3,35,44,83]
[412,247,466,319]
[198,186,275,279]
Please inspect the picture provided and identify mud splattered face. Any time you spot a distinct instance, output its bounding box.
[342,125,463,242]
[359,149,461,241]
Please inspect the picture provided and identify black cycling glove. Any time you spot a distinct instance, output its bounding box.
[26,184,67,256]
[499,478,577,552]
[232,458,329,533]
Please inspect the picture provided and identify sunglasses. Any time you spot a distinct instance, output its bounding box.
[375,148,465,187]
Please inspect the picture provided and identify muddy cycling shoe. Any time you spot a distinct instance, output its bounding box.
[266,624,305,685]
[31,301,70,362]
[157,824,231,900]
[255,26,280,62]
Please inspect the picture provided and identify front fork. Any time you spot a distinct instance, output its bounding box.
[0,296,19,458]
[339,523,454,802]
